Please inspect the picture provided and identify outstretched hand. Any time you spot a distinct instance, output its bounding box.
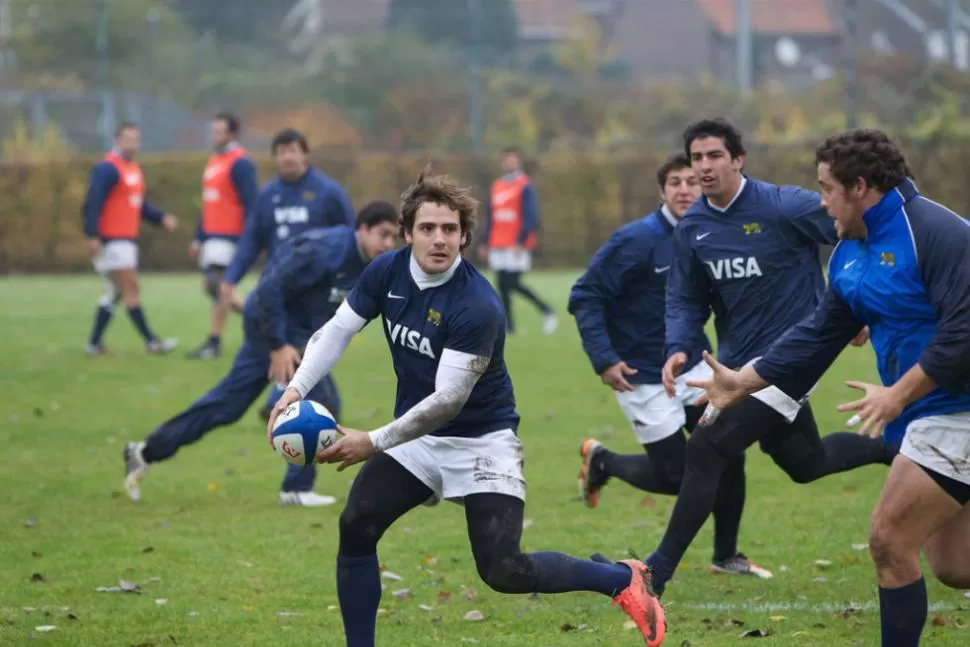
[837,381,901,439]
[685,351,750,411]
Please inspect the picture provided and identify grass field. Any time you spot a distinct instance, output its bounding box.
[1,271,968,647]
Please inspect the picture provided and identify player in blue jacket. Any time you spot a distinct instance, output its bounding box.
[688,129,970,647]
[122,203,398,507]
[218,128,356,419]
[270,169,668,647]
[621,119,896,610]
[568,152,768,580]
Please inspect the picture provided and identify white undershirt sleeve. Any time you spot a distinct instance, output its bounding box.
[369,349,488,452]
[288,301,368,398]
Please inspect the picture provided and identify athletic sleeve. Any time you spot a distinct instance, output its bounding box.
[442,295,502,361]
[665,222,712,359]
[288,302,368,398]
[518,184,538,243]
[568,229,644,374]
[224,188,269,284]
[249,241,331,350]
[911,206,970,392]
[345,255,388,321]
[754,287,864,399]
[324,181,356,228]
[140,199,165,225]
[778,185,838,246]
[82,162,119,237]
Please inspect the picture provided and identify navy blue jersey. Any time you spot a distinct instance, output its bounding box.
[666,178,837,369]
[569,207,712,384]
[755,179,970,447]
[243,226,367,350]
[224,168,356,284]
[345,248,520,438]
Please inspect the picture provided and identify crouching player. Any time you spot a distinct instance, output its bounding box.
[122,202,399,506]
[269,169,667,647]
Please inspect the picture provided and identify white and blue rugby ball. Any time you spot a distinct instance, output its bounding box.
[270,400,340,466]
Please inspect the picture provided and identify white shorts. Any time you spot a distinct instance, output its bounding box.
[900,412,970,486]
[488,247,532,273]
[93,240,138,274]
[744,356,816,422]
[615,361,712,444]
[384,429,526,505]
[199,239,237,270]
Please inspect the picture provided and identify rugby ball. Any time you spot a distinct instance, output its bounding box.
[270,400,340,466]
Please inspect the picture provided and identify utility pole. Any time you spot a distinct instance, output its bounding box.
[96,0,113,150]
[467,0,482,152]
[735,0,752,94]
[945,0,960,68]
[844,0,858,129]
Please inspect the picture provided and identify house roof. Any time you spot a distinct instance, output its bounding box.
[698,0,840,35]
[515,0,582,39]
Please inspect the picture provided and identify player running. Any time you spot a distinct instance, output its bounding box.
[687,128,970,647]
[270,168,667,647]
[569,152,767,579]
[122,203,398,506]
[609,118,896,618]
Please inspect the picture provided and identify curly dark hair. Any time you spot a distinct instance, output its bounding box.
[399,166,479,250]
[683,118,746,159]
[815,128,913,192]
[656,152,692,186]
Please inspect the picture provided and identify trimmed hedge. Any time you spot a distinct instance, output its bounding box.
[2,146,968,273]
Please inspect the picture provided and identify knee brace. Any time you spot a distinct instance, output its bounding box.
[97,280,119,309]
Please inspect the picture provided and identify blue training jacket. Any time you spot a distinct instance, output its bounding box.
[756,179,970,447]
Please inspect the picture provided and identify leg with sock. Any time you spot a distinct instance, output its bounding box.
[760,404,896,485]
[508,271,553,315]
[496,270,515,333]
[868,455,965,646]
[337,453,434,647]
[646,397,782,594]
[463,493,665,645]
[186,268,225,358]
[87,276,121,352]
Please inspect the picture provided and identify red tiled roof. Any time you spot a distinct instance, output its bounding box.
[698,0,839,35]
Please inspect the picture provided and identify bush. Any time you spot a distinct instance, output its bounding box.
[3,145,970,273]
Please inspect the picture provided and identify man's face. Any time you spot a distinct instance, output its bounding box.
[818,162,866,240]
[689,136,744,204]
[274,142,308,180]
[358,221,399,260]
[501,152,522,175]
[662,167,701,218]
[405,203,465,274]
[210,119,232,150]
[115,127,140,159]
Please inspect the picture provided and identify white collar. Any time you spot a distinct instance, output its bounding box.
[709,175,747,212]
[409,251,461,290]
[660,204,680,228]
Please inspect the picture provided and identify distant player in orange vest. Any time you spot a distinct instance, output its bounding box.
[82,122,179,356]
[478,147,557,335]
[186,113,259,359]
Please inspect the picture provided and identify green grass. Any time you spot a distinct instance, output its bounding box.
[0,271,967,647]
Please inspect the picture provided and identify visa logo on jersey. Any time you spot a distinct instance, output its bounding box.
[274,206,310,225]
[705,257,763,280]
[386,320,436,359]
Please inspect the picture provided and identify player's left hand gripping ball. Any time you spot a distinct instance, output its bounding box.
[316,427,375,472]
[269,400,341,467]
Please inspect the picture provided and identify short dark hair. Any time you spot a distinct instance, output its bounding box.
[399,166,478,250]
[214,112,240,135]
[356,200,398,229]
[683,118,746,159]
[656,152,692,186]
[501,146,522,157]
[271,128,309,154]
[115,121,138,137]
[815,128,913,193]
